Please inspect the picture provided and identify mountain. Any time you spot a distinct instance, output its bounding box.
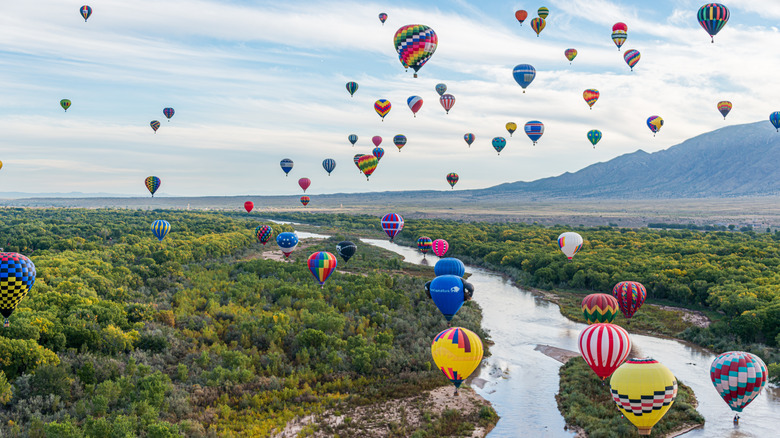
[482,121,780,199]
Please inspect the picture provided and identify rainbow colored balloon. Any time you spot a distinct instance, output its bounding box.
[393,134,407,151]
[583,89,599,109]
[612,281,647,319]
[446,172,459,189]
[612,23,628,50]
[358,155,378,180]
[150,120,160,133]
[145,176,161,197]
[431,327,484,394]
[697,3,729,43]
[623,49,640,71]
[564,48,577,64]
[374,99,391,121]
[417,236,433,255]
[255,225,273,246]
[717,101,732,119]
[300,196,310,207]
[530,17,545,36]
[393,24,438,78]
[307,251,337,286]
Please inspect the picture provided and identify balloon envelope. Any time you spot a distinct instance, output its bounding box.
[346,81,358,96]
[372,147,384,161]
[374,99,391,120]
[492,137,506,154]
[280,158,294,176]
[771,112,780,131]
[80,5,92,21]
[611,358,677,435]
[434,258,465,277]
[564,48,577,62]
[624,49,640,70]
[537,7,549,18]
[446,172,459,188]
[417,236,432,254]
[582,293,619,324]
[358,155,378,179]
[512,64,536,91]
[515,10,528,24]
[647,116,663,134]
[435,83,447,96]
[506,122,517,136]
[697,3,729,42]
[151,220,170,241]
[163,107,175,120]
[429,275,466,321]
[244,201,254,213]
[431,327,483,390]
[150,120,160,132]
[587,130,602,148]
[322,158,336,175]
[578,323,631,379]
[372,136,382,147]
[464,133,475,147]
[381,213,404,241]
[298,178,311,192]
[145,176,161,197]
[300,196,310,206]
[255,225,273,245]
[348,134,358,146]
[612,281,647,319]
[393,134,407,151]
[440,94,455,114]
[710,351,768,412]
[60,99,71,111]
[407,95,423,116]
[557,232,583,259]
[432,239,449,257]
[583,89,599,108]
[336,241,357,263]
[276,232,299,258]
[394,24,438,77]
[524,121,544,145]
[378,13,387,24]
[0,252,36,327]
[307,251,337,285]
[612,30,627,50]
[530,17,546,36]
[717,101,732,119]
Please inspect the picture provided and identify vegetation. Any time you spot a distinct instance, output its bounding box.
[0,208,493,436]
[556,357,704,438]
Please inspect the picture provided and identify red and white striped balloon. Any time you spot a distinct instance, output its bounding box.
[578,323,631,379]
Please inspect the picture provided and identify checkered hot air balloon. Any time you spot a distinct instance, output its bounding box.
[300,196,310,207]
[611,358,677,436]
[322,158,336,175]
[417,236,433,256]
[163,107,175,121]
[407,96,423,117]
[717,101,732,119]
[710,351,768,413]
[581,293,619,324]
[151,219,170,242]
[381,213,404,241]
[698,3,729,43]
[624,49,640,71]
[492,137,506,155]
[432,239,449,257]
[307,251,337,287]
[280,158,294,176]
[439,94,455,114]
[0,253,36,327]
[358,155,378,180]
[464,133,475,147]
[431,327,483,395]
[255,225,273,246]
[393,134,407,151]
[345,81,358,97]
[583,89,599,109]
[150,120,160,133]
[145,176,161,197]
[647,115,663,136]
[394,24,438,78]
[524,121,544,145]
[446,172,459,189]
[578,323,631,379]
[612,281,647,319]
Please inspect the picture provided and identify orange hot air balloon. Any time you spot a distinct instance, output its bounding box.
[515,10,528,25]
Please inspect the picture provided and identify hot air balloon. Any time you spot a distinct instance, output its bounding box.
[300,196,310,207]
[60,99,71,112]
[150,120,160,133]
[151,220,170,242]
[374,99,391,121]
[255,225,273,246]
[0,253,36,327]
[464,133,475,147]
[276,232,299,258]
[322,158,336,175]
[434,258,465,277]
[378,13,387,25]
[381,213,404,241]
[698,3,729,43]
[280,158,294,176]
[612,281,647,319]
[348,134,358,146]
[564,48,577,64]
[346,81,358,97]
[537,7,549,18]
[506,122,517,137]
[336,241,357,263]
[583,89,599,109]
[612,23,628,50]
[492,137,506,155]
[710,351,768,415]
[587,130,602,148]
[407,95,423,117]
[611,358,678,436]
[435,83,447,96]
[429,275,469,321]
[432,239,449,257]
[298,178,311,193]
[394,24,437,78]
[358,155,378,180]
[353,154,363,172]
[440,94,455,114]
[308,251,337,287]
[393,134,407,151]
[515,10,528,25]
[624,49,640,71]
[647,116,663,136]
[524,121,544,145]
[771,112,780,131]
[613,22,628,33]
[417,237,433,256]
[512,64,536,92]
[578,323,631,379]
[431,327,483,395]
[372,147,384,162]
[530,18,546,36]
[582,294,619,324]
[557,232,583,259]
[717,101,732,119]
[244,201,254,213]
[145,176,161,197]
[80,5,92,21]
[446,173,459,189]
[163,107,175,121]
[0,161,3,170]
[371,136,382,147]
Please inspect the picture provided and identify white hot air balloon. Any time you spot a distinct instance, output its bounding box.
[557,232,583,260]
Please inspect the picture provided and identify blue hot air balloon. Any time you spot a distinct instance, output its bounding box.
[151,220,170,241]
[492,137,506,155]
[771,112,780,132]
[348,134,358,146]
[512,64,536,92]
[428,275,467,321]
[322,158,336,175]
[280,158,294,176]
[435,83,447,96]
[524,121,544,145]
[434,258,466,277]
[276,232,299,258]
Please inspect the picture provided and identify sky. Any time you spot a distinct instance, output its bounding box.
[1,0,779,197]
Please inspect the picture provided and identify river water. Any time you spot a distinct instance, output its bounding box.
[359,238,780,438]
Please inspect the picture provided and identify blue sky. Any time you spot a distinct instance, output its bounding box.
[1,0,779,196]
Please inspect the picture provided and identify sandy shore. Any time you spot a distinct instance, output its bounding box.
[535,344,580,364]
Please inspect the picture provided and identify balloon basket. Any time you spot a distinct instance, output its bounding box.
[3,319,9,328]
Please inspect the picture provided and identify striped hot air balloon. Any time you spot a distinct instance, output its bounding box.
[163,107,175,121]
[150,120,160,133]
[374,99,391,121]
[530,17,545,36]
[80,5,92,22]
[393,134,407,151]
[431,327,484,395]
[307,251,337,286]
[280,158,294,176]
[578,323,631,379]
[583,89,599,109]
[464,133,475,147]
[353,154,363,172]
[432,239,449,257]
[372,147,384,162]
[446,172,459,189]
[440,94,455,114]
[381,213,404,241]
[771,112,780,131]
[581,293,620,324]
[624,49,640,71]
[717,101,732,119]
[710,351,768,413]
[300,196,310,207]
[537,6,549,18]
[697,3,729,43]
[322,158,336,175]
[407,95,423,117]
[417,236,433,255]
[612,281,647,319]
[524,121,544,145]
[611,359,678,435]
[345,81,358,97]
[612,23,628,50]
[348,134,358,146]
[151,220,170,242]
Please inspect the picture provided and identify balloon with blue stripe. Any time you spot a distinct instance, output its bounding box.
[151,220,170,241]
[322,158,336,175]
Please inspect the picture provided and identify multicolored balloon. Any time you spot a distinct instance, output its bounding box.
[60,99,71,112]
[582,294,619,324]
[393,24,438,78]
[612,23,628,50]
[564,48,577,64]
[150,120,160,133]
[407,95,423,117]
[717,101,732,119]
[537,7,549,19]
[583,89,599,109]
[435,83,447,96]
[372,136,382,147]
[378,13,387,25]
[374,99,391,121]
[612,281,647,319]
[336,241,357,263]
[145,176,161,197]
[530,18,545,36]
[353,154,363,172]
[151,220,170,242]
[697,3,729,43]
[647,115,663,136]
[393,134,407,151]
[255,225,273,246]
[244,201,253,213]
[623,49,640,71]
[381,213,404,241]
[429,275,468,321]
[163,107,175,121]
[440,94,455,114]
[348,134,358,146]
[611,358,677,435]
[512,64,536,92]
[446,172,459,189]
[0,253,36,327]
[587,130,602,148]
[431,327,483,394]
[515,10,528,25]
[346,81,358,97]
[771,112,780,131]
[322,158,336,175]
[492,137,506,155]
[300,196,310,207]
[80,5,92,22]
[307,251,337,286]
[276,232,299,258]
[524,121,544,145]
[464,133,475,147]
[372,147,384,162]
[417,236,433,255]
[432,239,449,257]
[578,323,631,379]
[358,155,378,179]
[710,351,768,413]
[557,232,582,259]
[506,122,517,137]
[298,177,311,193]
[280,158,294,176]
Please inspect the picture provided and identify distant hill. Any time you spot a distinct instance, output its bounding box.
[483,121,780,199]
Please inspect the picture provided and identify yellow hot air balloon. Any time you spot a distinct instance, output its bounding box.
[0,160,3,170]
[431,327,483,395]
[610,358,678,436]
[505,122,517,137]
